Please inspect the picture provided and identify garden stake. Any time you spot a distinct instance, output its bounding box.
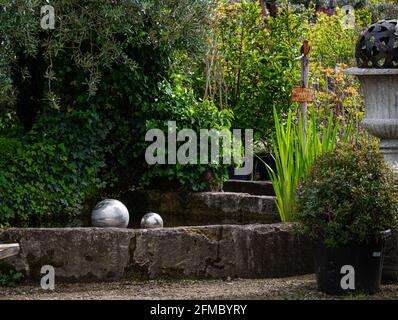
[300,39,311,144]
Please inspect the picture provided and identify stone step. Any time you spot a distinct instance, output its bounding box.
[223,180,275,196]
[0,243,20,260]
[0,225,313,282]
[186,192,278,224]
[120,190,280,228]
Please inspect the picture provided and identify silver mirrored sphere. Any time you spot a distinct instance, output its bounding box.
[91,199,129,228]
[141,212,164,229]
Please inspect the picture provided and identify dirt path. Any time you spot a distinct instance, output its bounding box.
[1,275,398,300]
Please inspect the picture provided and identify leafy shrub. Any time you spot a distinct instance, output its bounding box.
[308,10,368,137]
[296,143,398,247]
[355,7,372,30]
[368,1,398,21]
[142,80,234,191]
[0,270,23,287]
[0,0,213,121]
[309,11,357,68]
[209,1,308,142]
[0,110,108,227]
[311,64,365,134]
[0,82,16,130]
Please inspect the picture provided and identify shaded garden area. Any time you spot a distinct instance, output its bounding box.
[0,0,378,228]
[1,0,398,301]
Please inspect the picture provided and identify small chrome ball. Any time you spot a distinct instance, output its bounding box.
[140,213,164,229]
[91,199,129,228]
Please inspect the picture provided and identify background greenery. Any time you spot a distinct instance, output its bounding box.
[0,0,228,227]
[0,0,394,227]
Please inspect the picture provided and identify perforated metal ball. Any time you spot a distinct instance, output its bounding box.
[356,19,398,68]
[91,199,129,228]
[140,213,164,229]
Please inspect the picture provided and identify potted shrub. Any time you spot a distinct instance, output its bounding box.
[296,143,398,295]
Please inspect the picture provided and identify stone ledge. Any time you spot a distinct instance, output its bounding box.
[0,224,313,283]
[223,180,275,196]
[121,190,279,227]
[345,68,398,76]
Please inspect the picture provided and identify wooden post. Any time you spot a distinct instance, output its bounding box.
[0,244,20,260]
[300,40,310,143]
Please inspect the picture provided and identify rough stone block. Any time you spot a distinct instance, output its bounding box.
[0,224,313,283]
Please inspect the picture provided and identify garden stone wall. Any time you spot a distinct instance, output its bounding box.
[121,190,280,227]
[0,224,313,283]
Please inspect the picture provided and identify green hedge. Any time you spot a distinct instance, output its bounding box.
[0,110,108,227]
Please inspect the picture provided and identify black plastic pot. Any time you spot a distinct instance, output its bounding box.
[382,226,398,281]
[313,235,388,295]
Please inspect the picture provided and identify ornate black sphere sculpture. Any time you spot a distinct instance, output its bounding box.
[356,19,398,68]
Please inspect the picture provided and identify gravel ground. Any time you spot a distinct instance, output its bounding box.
[1,274,398,300]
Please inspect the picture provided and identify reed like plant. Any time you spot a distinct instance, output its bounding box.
[266,108,352,222]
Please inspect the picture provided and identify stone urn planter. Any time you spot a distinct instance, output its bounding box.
[345,19,398,280]
[345,68,398,173]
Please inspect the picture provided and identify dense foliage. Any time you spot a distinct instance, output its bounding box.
[0,0,394,227]
[208,1,308,143]
[341,0,398,21]
[296,143,398,247]
[0,0,230,227]
[0,0,213,125]
[142,79,234,191]
[0,110,108,227]
[309,11,357,68]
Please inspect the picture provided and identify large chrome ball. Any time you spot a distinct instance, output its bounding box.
[91,199,129,228]
[140,213,164,229]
